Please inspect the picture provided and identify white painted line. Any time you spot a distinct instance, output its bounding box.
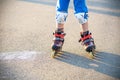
[0,51,44,60]
[89,63,99,67]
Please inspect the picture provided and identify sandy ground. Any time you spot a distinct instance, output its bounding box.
[0,0,120,80]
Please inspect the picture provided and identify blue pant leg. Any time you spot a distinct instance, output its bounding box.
[73,0,88,13]
[56,0,70,13]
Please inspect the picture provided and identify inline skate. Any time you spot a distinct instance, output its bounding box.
[51,29,66,58]
[79,31,96,59]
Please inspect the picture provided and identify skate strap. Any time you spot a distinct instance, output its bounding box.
[53,37,64,41]
[79,34,92,42]
[82,38,94,45]
[54,33,65,38]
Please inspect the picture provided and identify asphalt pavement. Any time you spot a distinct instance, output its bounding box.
[0,0,120,80]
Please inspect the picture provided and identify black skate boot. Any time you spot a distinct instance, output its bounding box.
[51,28,66,58]
[79,31,96,58]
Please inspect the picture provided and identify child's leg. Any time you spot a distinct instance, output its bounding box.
[74,0,95,52]
[52,0,70,51]
[82,21,88,32]
[56,0,70,30]
[75,12,89,32]
[73,0,88,31]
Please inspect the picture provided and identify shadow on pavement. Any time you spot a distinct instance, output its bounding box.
[56,51,120,79]
[88,0,120,17]
[88,0,120,10]
[21,0,120,17]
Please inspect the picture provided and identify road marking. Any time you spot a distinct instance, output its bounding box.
[89,63,99,67]
[0,51,43,60]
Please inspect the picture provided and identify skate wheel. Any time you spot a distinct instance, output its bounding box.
[89,52,94,59]
[89,48,95,59]
[51,51,57,58]
[51,47,63,58]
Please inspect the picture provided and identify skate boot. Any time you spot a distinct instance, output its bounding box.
[79,31,96,58]
[51,29,66,58]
